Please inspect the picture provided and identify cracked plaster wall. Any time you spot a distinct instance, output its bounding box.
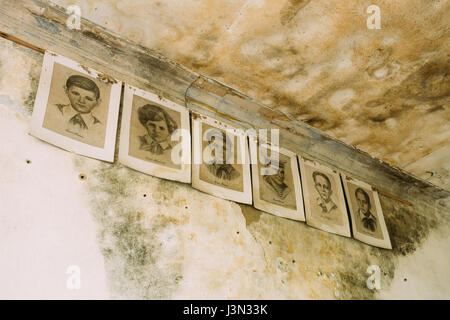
[0,35,449,299]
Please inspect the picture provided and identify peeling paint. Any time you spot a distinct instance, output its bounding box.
[1,8,450,299]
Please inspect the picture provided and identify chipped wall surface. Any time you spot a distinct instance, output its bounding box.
[1,37,450,299]
[48,0,450,191]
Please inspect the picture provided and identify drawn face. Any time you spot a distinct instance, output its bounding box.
[273,166,285,185]
[66,85,99,114]
[210,136,231,164]
[356,192,370,214]
[145,118,169,143]
[314,175,331,201]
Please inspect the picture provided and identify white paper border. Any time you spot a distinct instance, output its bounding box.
[192,116,252,204]
[118,84,191,183]
[298,157,351,237]
[341,174,392,249]
[250,141,305,221]
[29,51,122,162]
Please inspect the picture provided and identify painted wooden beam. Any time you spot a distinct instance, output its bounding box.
[0,0,448,209]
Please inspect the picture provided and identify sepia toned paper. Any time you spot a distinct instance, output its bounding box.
[30,51,121,162]
[342,175,392,249]
[118,85,191,183]
[192,116,252,204]
[299,157,351,237]
[250,141,305,221]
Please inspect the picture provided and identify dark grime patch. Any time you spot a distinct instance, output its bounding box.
[74,159,184,299]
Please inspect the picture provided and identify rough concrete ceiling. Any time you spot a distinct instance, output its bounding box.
[50,0,450,190]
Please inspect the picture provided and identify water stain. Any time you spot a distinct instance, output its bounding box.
[402,60,450,101]
[238,190,447,299]
[74,159,184,299]
[379,195,441,256]
[427,105,444,113]
[280,0,312,26]
[240,204,262,227]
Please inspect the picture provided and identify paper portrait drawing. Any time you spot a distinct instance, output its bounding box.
[199,124,243,192]
[192,116,252,204]
[309,170,343,224]
[251,142,305,221]
[128,94,181,170]
[342,175,392,249]
[352,186,383,238]
[30,52,121,162]
[42,63,110,148]
[119,85,191,183]
[299,157,351,237]
[260,155,296,208]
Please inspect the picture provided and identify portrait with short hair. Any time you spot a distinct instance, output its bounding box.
[342,175,392,249]
[298,157,351,237]
[250,142,305,221]
[119,85,191,183]
[192,116,252,204]
[30,52,122,162]
[200,125,242,190]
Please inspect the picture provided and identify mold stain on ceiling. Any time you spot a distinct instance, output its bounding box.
[50,0,450,190]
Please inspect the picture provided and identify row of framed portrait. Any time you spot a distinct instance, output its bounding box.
[29,52,392,249]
